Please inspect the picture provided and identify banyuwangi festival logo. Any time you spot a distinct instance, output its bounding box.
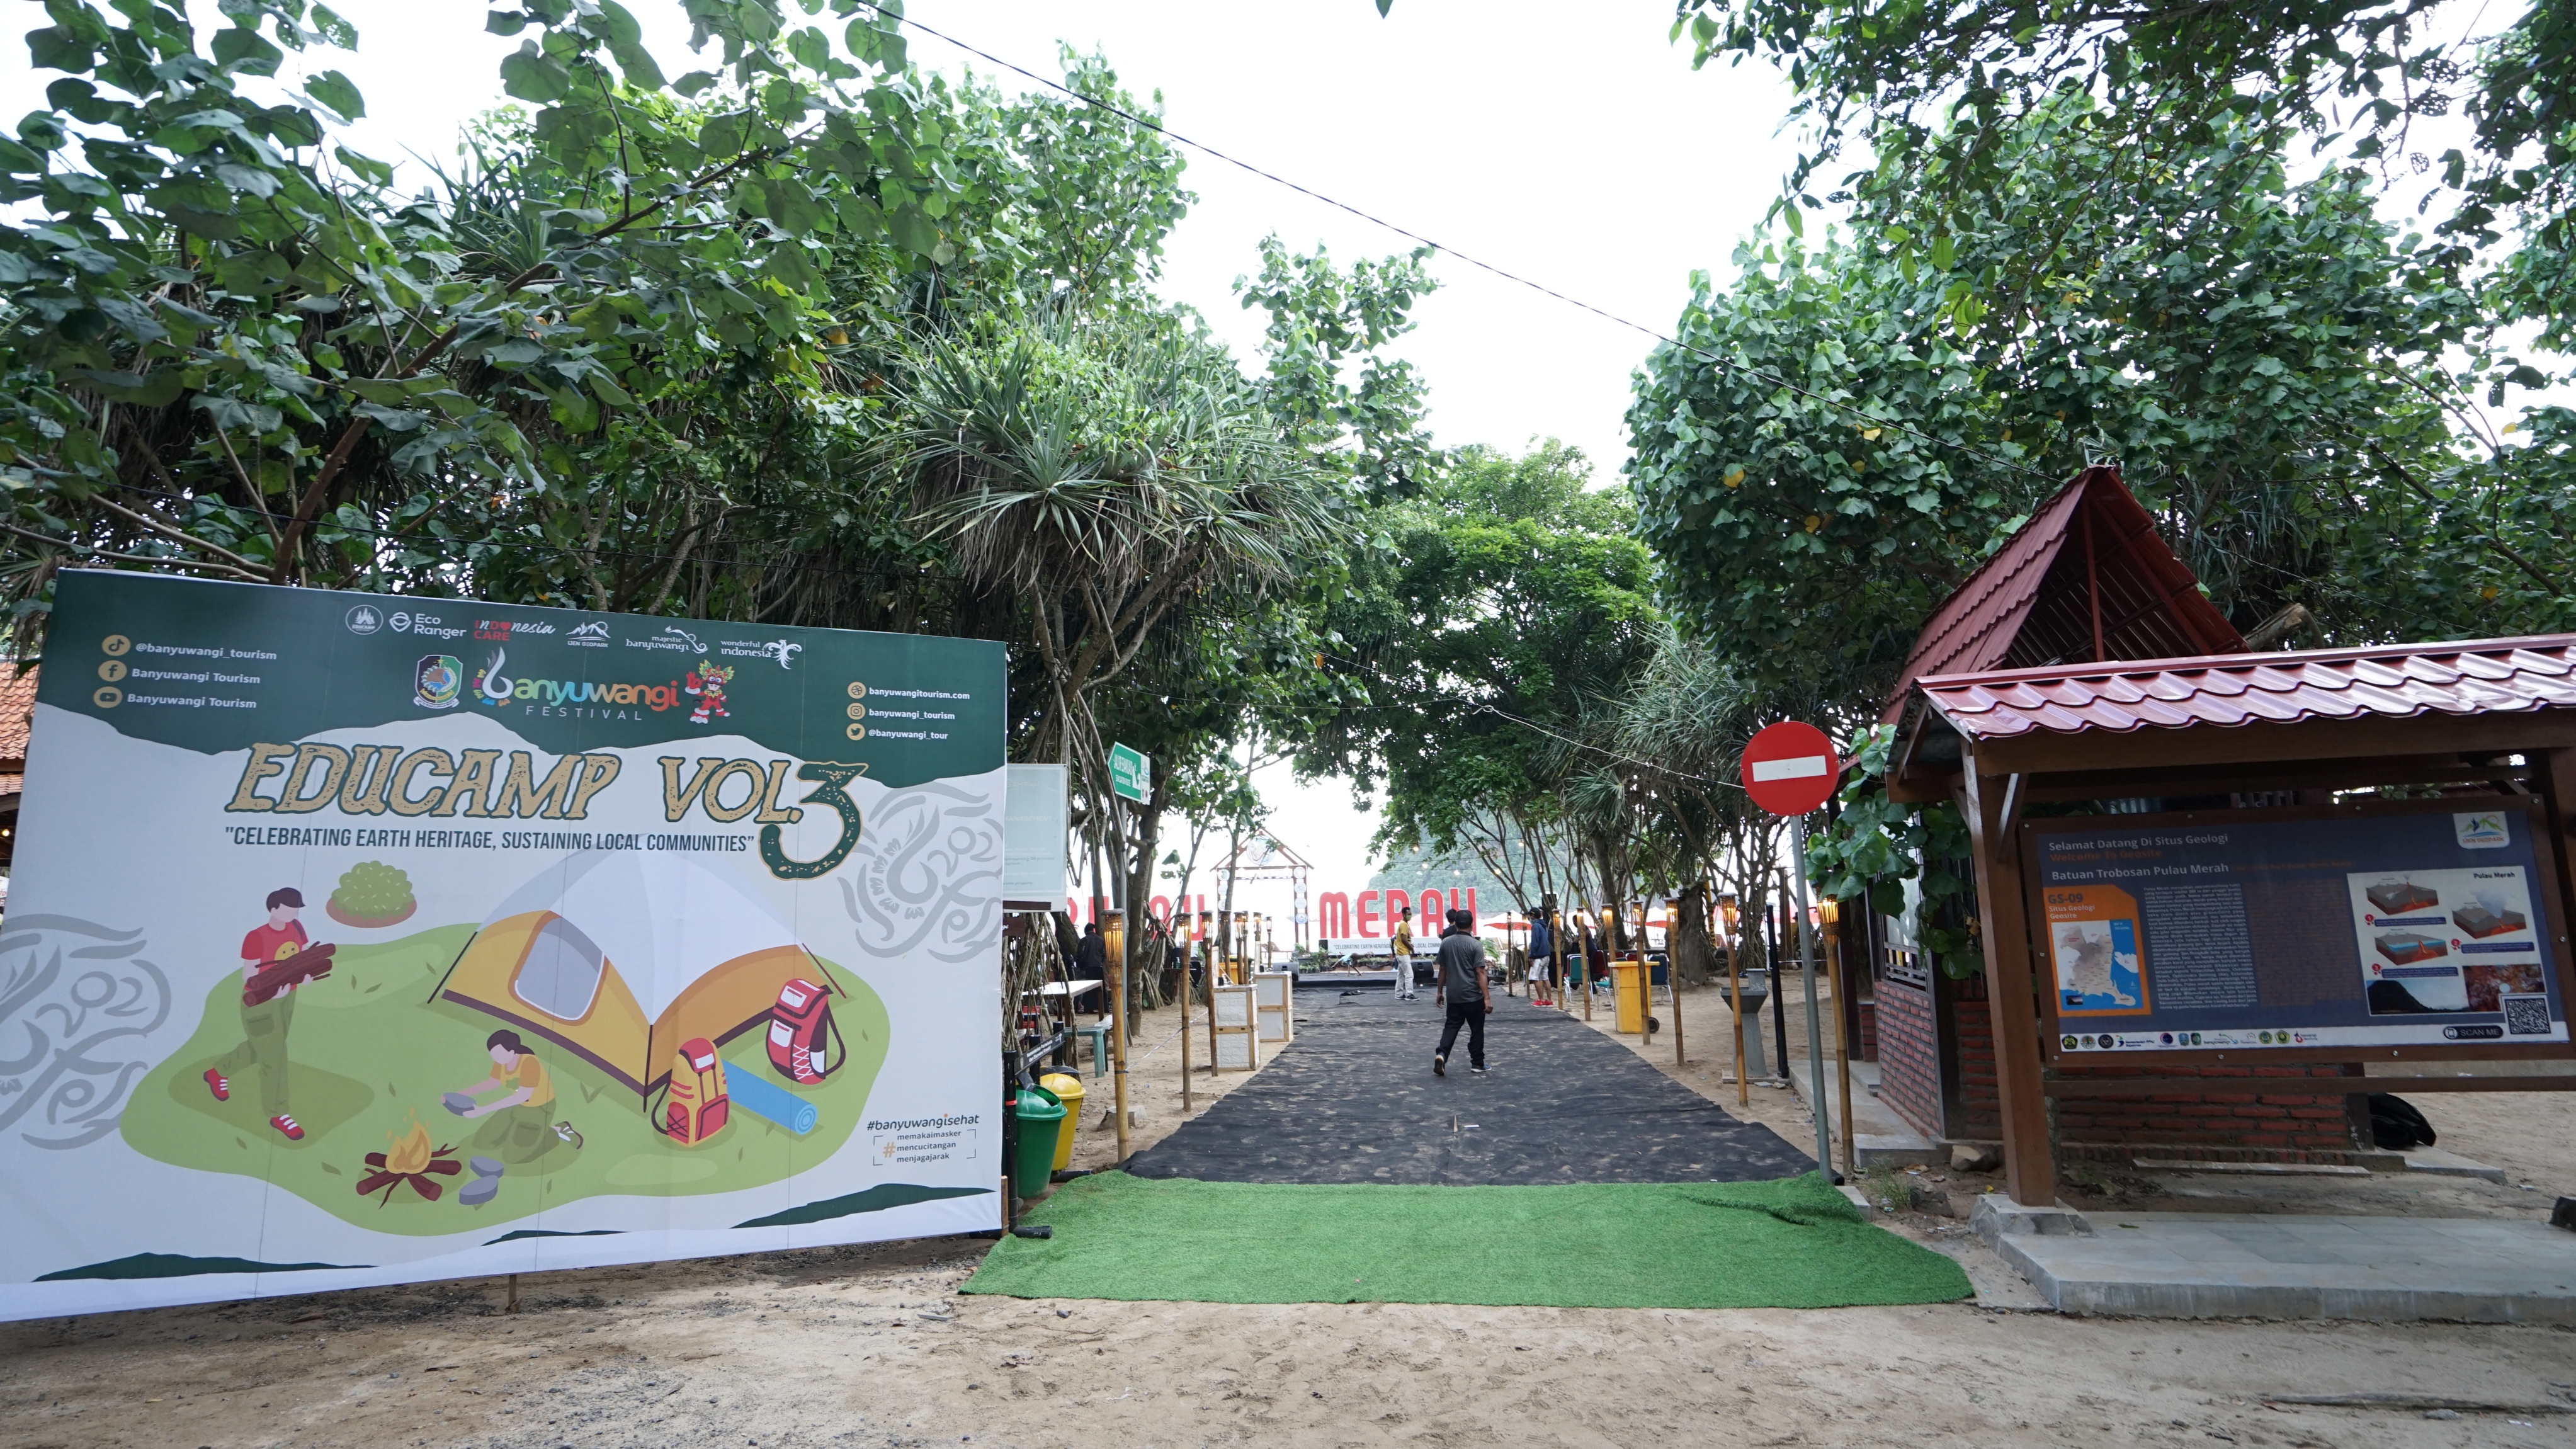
[470,647,690,713]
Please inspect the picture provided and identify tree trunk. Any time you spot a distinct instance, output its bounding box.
[1672,881,1717,987]
[1123,769,1169,1013]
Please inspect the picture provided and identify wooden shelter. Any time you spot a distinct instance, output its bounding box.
[1865,467,2576,1205]
[1890,628,2576,1205]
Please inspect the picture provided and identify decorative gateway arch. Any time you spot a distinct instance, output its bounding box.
[1217,835,1314,954]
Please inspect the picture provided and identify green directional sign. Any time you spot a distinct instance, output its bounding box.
[1108,741,1151,804]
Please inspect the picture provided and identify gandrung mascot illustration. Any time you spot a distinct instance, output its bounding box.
[685,658,735,724]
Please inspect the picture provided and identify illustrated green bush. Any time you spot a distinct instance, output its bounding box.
[327,861,417,928]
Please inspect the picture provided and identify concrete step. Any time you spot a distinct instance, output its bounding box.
[1984,1208,2576,1322]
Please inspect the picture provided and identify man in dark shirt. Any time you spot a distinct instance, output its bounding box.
[1432,907,1490,1076]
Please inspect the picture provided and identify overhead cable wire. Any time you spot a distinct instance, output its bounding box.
[44,479,924,591]
[848,0,2060,486]
[1467,701,1747,792]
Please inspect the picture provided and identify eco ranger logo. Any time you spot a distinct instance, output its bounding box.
[472,647,683,717]
[390,609,467,640]
[414,654,462,711]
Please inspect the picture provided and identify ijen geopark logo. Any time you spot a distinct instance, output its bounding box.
[472,647,686,712]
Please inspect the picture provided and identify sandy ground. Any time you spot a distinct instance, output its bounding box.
[6,993,2574,1449]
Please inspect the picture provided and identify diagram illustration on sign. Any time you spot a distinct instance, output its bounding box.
[2347,866,2544,1016]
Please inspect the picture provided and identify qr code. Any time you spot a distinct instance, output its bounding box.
[2502,995,2551,1035]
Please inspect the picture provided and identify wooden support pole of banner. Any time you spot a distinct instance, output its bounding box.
[506,1274,520,1314]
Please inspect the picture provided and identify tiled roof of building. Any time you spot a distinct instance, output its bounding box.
[1915,635,2576,741]
[0,666,33,765]
[1883,465,2245,720]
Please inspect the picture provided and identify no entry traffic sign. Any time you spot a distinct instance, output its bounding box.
[1740,721,1841,817]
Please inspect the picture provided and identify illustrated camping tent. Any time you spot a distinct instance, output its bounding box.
[432,851,843,1109]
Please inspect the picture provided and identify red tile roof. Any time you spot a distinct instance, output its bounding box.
[1917,635,2576,741]
[1883,465,2244,720]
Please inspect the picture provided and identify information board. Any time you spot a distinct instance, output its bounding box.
[2025,801,2573,1057]
[0,572,1006,1321]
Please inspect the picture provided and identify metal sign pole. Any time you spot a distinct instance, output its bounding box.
[1108,795,1130,1166]
[1790,816,1834,1181]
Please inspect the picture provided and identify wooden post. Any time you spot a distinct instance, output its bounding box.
[1962,767,2055,1205]
[1177,928,1192,1113]
[1826,905,1857,1178]
[1728,918,1747,1105]
[2539,749,2576,960]
[1205,914,1219,1065]
[505,1273,520,1314]
[1670,895,1687,1067]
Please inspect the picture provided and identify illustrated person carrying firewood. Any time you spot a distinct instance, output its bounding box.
[204,887,336,1141]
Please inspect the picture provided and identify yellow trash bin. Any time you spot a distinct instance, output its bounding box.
[1038,1072,1086,1171]
[1611,958,1646,1033]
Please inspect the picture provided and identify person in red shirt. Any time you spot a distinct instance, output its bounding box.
[205,887,329,1140]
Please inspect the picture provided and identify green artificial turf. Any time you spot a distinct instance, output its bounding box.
[963,1171,1973,1309]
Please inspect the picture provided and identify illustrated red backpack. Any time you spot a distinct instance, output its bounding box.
[663,1037,730,1146]
[766,977,844,1086]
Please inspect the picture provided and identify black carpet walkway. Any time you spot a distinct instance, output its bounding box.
[1123,991,1810,1185]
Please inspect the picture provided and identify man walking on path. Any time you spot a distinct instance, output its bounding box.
[1432,907,1490,1076]
[1390,906,1418,1001]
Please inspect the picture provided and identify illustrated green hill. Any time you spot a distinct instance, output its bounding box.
[123,925,889,1237]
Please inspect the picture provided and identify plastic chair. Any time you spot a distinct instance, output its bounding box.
[1073,1021,1112,1079]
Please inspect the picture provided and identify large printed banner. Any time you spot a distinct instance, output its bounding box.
[0,572,1006,1320]
[2029,803,2573,1057]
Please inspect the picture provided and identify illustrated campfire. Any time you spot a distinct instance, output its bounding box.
[356,1113,462,1203]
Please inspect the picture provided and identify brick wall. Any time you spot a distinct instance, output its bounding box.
[2053,1062,2366,1156]
[1874,982,1944,1139]
[1947,999,2362,1157]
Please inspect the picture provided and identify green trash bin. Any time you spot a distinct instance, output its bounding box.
[1011,1088,1067,1202]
